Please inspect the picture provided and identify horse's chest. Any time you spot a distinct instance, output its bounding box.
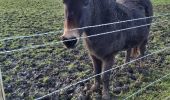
[84,40,101,55]
[84,38,114,59]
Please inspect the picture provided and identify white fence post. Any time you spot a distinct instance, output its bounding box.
[0,69,5,100]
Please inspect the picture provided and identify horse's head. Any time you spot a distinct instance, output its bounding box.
[61,0,89,48]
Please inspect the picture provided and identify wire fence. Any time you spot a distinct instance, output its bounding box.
[163,96,170,100]
[0,13,169,42]
[124,72,170,100]
[35,46,170,100]
[0,19,168,54]
[0,12,169,100]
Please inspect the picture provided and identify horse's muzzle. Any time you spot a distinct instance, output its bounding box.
[61,37,77,48]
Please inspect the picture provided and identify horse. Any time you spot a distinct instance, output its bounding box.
[60,0,153,99]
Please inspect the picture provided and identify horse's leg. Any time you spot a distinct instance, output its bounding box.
[90,55,102,92]
[102,56,114,100]
[125,49,131,63]
[139,40,147,68]
[129,40,147,84]
[124,48,134,74]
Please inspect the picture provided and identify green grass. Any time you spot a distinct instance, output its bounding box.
[152,0,170,5]
[0,0,170,100]
[0,0,63,39]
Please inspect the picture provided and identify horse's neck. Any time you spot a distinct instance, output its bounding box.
[93,0,116,10]
[91,0,117,21]
[84,0,118,36]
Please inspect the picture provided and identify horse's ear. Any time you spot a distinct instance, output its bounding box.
[83,0,89,6]
[63,0,66,3]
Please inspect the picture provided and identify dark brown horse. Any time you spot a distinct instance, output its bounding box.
[61,0,153,99]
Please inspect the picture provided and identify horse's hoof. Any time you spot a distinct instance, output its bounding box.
[123,66,133,74]
[136,67,149,76]
[113,87,122,95]
[78,92,89,100]
[93,92,102,100]
[139,62,145,68]
[127,67,134,74]
[134,81,142,88]
[122,84,130,92]
[128,74,137,80]
[102,91,110,100]
[83,83,91,91]
[90,83,100,92]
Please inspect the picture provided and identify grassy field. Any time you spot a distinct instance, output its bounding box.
[153,0,170,5]
[0,0,170,100]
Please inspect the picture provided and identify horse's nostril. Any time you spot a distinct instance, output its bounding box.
[61,37,77,48]
[60,36,67,41]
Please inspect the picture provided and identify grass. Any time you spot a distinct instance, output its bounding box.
[0,0,170,100]
[152,0,170,5]
[0,0,63,39]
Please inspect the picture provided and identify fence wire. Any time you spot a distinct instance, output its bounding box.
[163,96,170,100]
[124,72,170,100]
[0,13,169,42]
[35,46,170,100]
[0,11,169,100]
[0,20,168,54]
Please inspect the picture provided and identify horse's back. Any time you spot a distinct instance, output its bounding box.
[114,0,153,49]
[116,0,153,24]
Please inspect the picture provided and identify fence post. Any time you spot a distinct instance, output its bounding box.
[0,69,5,100]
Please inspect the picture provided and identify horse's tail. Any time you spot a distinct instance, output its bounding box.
[130,47,140,58]
[140,0,153,29]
